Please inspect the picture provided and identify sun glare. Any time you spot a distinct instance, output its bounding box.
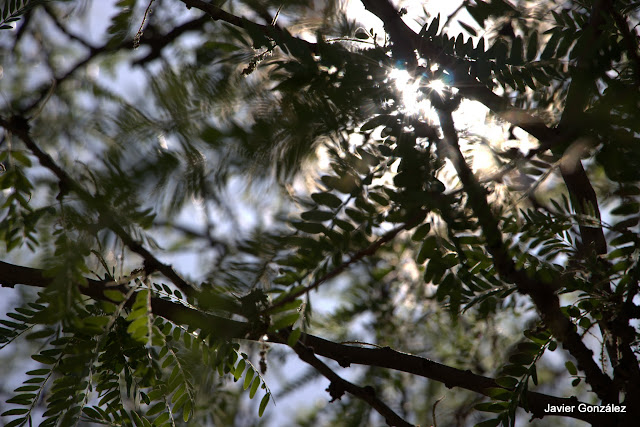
[387,68,433,116]
[386,66,510,181]
[427,79,446,95]
[387,67,457,119]
[388,69,422,113]
[388,68,412,88]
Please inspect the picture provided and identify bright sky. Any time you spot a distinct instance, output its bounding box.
[347,0,464,32]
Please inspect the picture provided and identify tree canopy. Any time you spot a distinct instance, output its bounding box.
[1,0,640,426]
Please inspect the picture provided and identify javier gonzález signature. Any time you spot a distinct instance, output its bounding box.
[544,403,627,413]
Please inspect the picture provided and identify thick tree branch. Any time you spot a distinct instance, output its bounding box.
[0,260,613,425]
[283,333,609,424]
[552,0,640,402]
[288,336,414,427]
[0,116,196,298]
[356,0,623,405]
[177,0,317,53]
[435,106,618,404]
[0,260,245,338]
[359,0,608,266]
[555,0,610,259]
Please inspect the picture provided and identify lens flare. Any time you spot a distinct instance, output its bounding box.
[388,68,428,116]
[428,79,447,95]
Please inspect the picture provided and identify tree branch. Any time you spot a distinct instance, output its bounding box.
[435,105,618,404]
[0,116,197,298]
[287,336,414,427]
[132,14,211,66]
[551,0,640,403]
[555,0,611,260]
[264,211,426,314]
[177,0,317,53]
[0,260,613,425]
[358,0,609,267]
[42,4,98,50]
[359,0,556,142]
[22,13,210,114]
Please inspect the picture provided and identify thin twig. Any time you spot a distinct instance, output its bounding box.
[22,14,209,114]
[43,4,97,50]
[0,116,196,297]
[134,0,156,48]
[263,212,425,314]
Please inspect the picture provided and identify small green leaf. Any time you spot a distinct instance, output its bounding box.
[345,208,365,222]
[83,407,103,420]
[183,400,192,422]
[131,410,145,427]
[526,31,538,61]
[258,393,270,417]
[425,15,440,37]
[611,202,640,216]
[287,328,302,347]
[565,361,577,376]
[14,385,39,392]
[301,209,334,222]
[334,219,355,231]
[154,412,170,425]
[244,368,255,390]
[475,419,501,427]
[412,223,431,241]
[6,393,36,404]
[485,387,511,401]
[501,364,528,377]
[321,174,359,194]
[5,417,28,427]
[311,192,342,208]
[517,342,541,354]
[104,290,125,302]
[354,28,370,39]
[31,354,56,365]
[26,328,55,340]
[234,359,246,380]
[1,408,29,416]
[508,352,535,365]
[495,376,518,388]
[25,369,49,376]
[146,402,165,417]
[417,235,438,264]
[270,312,300,331]
[250,378,260,398]
[291,221,326,234]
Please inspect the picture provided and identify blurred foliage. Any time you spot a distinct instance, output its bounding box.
[0,0,639,426]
